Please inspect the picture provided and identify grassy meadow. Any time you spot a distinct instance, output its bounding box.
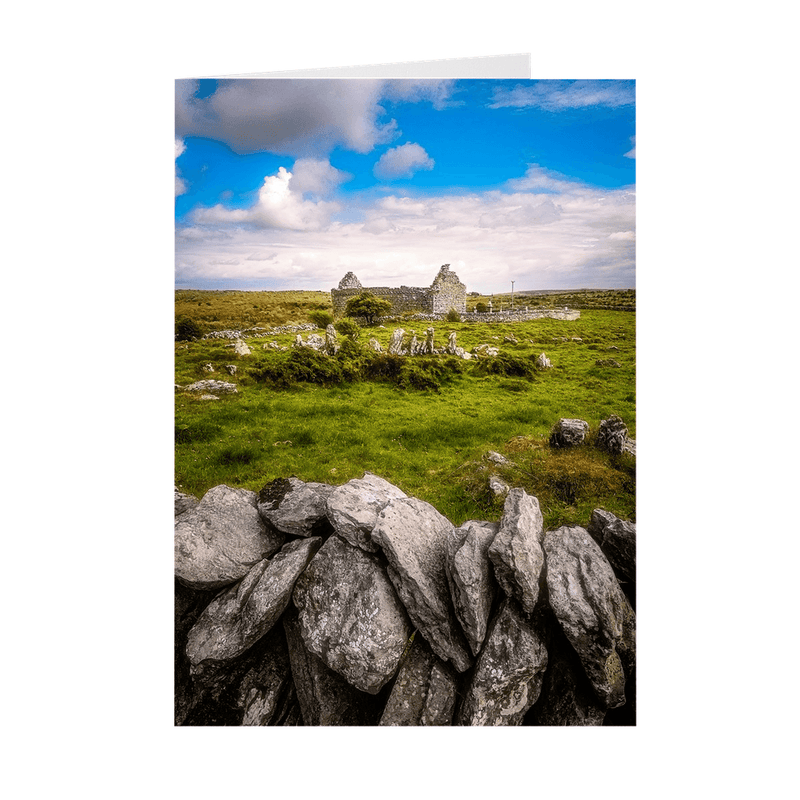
[175,290,635,529]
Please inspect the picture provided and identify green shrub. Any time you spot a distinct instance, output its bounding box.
[335,318,361,341]
[249,348,345,388]
[175,316,204,341]
[475,302,488,313]
[473,353,536,378]
[309,310,334,329]
[446,308,462,322]
[344,292,392,325]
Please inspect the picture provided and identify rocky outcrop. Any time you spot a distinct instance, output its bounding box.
[387,328,405,356]
[184,379,239,395]
[175,474,636,726]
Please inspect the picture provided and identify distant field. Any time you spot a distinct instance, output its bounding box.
[468,288,635,312]
[175,292,636,529]
[175,289,332,332]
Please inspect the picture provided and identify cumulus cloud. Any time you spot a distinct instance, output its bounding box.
[489,80,635,111]
[190,166,341,231]
[382,79,458,110]
[373,143,435,180]
[176,79,399,156]
[176,163,635,292]
[175,138,187,197]
[624,136,636,158]
[289,158,352,198]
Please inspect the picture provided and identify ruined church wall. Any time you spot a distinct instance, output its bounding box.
[332,286,435,317]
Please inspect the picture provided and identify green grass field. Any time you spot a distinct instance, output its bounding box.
[175,292,635,529]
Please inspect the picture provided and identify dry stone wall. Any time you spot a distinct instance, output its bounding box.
[175,476,636,726]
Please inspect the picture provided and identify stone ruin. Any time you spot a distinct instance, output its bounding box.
[331,264,467,318]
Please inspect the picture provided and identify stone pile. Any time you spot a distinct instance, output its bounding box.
[175,476,636,726]
[549,416,636,456]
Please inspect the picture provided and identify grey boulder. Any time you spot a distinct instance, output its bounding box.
[543,526,636,708]
[549,418,589,447]
[257,477,334,538]
[325,472,407,552]
[283,613,384,725]
[175,484,285,589]
[588,509,636,585]
[372,497,473,673]
[488,488,545,614]
[292,535,412,694]
[596,415,629,454]
[445,520,499,656]
[456,598,548,725]
[379,634,458,726]
[186,537,322,669]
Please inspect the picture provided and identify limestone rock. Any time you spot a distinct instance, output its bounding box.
[201,363,214,373]
[199,395,218,401]
[549,418,589,447]
[175,484,284,589]
[528,619,607,726]
[488,488,545,614]
[445,520,500,656]
[535,352,552,369]
[184,379,238,395]
[596,415,628,454]
[367,337,383,353]
[186,537,322,668]
[488,475,510,498]
[622,438,636,457]
[293,535,412,694]
[324,324,339,355]
[175,487,199,517]
[257,477,334,538]
[236,626,298,726]
[233,339,251,356]
[388,328,405,355]
[472,344,499,357]
[588,509,636,585]
[224,364,237,375]
[283,613,384,725]
[379,634,458,725]
[421,327,435,354]
[543,526,636,708]
[180,623,296,726]
[484,450,509,465]
[325,472,407,552]
[456,598,548,725]
[372,497,473,672]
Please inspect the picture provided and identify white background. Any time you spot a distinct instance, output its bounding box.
[4,3,796,797]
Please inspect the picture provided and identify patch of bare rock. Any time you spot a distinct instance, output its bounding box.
[176,476,636,725]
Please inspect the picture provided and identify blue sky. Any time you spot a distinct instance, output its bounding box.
[175,79,635,292]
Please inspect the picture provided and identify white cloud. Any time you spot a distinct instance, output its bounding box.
[175,163,635,292]
[373,143,435,180]
[489,80,635,111]
[176,79,399,156]
[189,166,341,231]
[624,136,636,158]
[289,158,352,197]
[175,138,187,197]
